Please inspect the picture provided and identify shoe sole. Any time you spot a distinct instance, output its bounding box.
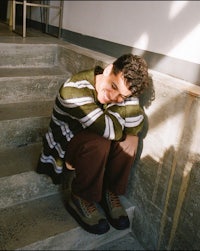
[66,203,110,235]
[105,212,130,230]
[100,201,130,230]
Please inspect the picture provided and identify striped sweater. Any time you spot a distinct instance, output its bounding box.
[40,68,144,173]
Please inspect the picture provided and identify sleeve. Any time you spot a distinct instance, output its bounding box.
[56,80,125,141]
[124,98,144,135]
[107,97,144,136]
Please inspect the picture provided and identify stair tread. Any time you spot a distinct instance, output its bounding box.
[0,100,51,148]
[0,73,69,104]
[0,39,143,251]
[95,232,144,250]
[0,193,77,250]
[0,190,135,250]
[0,171,60,209]
[0,142,42,178]
[0,100,53,121]
[0,66,68,78]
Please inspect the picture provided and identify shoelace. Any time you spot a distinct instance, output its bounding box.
[106,190,121,208]
[82,199,97,215]
[73,194,97,216]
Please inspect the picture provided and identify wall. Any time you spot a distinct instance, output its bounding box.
[30,1,200,85]
[127,69,200,250]
[62,1,200,65]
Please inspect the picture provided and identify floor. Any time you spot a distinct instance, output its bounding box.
[0,21,50,37]
[0,21,63,46]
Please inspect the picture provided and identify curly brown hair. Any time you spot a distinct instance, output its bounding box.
[112,54,149,97]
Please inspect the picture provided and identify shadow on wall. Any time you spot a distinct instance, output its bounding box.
[135,74,155,167]
[127,74,200,250]
[130,149,200,251]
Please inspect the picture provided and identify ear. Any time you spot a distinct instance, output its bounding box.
[103,64,113,76]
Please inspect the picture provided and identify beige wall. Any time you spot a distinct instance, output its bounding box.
[62,1,200,65]
[30,1,200,66]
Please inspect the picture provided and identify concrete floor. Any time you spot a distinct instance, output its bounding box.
[0,21,61,46]
[0,21,50,37]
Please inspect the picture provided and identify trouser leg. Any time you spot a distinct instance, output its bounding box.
[65,130,111,202]
[104,135,138,195]
[65,131,138,202]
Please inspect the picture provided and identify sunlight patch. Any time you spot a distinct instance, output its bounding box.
[169,1,188,20]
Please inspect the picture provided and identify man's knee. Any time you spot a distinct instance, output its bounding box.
[65,130,111,162]
[78,131,111,155]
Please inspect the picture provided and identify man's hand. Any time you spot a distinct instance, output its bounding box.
[119,135,139,157]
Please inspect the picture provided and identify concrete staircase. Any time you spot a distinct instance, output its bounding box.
[0,42,143,250]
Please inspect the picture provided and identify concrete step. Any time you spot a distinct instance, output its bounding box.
[0,100,53,121]
[0,43,59,68]
[0,66,68,78]
[0,152,140,250]
[0,193,75,250]
[95,232,144,250]
[0,67,70,104]
[0,192,134,250]
[0,171,60,209]
[0,41,143,250]
[0,100,52,148]
[0,142,42,178]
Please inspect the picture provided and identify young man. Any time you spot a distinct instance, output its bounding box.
[37,54,149,235]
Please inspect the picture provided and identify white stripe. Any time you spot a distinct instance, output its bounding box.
[40,153,63,174]
[60,124,74,141]
[53,106,101,130]
[107,110,125,129]
[52,114,66,126]
[53,103,69,117]
[51,114,74,141]
[52,113,69,127]
[125,114,144,127]
[62,97,94,108]
[79,108,103,127]
[106,102,124,108]
[58,93,94,108]
[52,105,77,126]
[63,80,95,89]
[46,131,56,149]
[103,115,115,140]
[55,144,65,158]
[106,97,139,108]
[46,131,65,157]
[124,97,139,105]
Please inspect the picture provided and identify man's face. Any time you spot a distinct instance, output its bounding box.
[95,64,132,104]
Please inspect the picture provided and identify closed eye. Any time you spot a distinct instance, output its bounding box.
[112,82,132,100]
[111,82,118,90]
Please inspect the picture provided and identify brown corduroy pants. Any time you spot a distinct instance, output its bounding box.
[65,130,138,202]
